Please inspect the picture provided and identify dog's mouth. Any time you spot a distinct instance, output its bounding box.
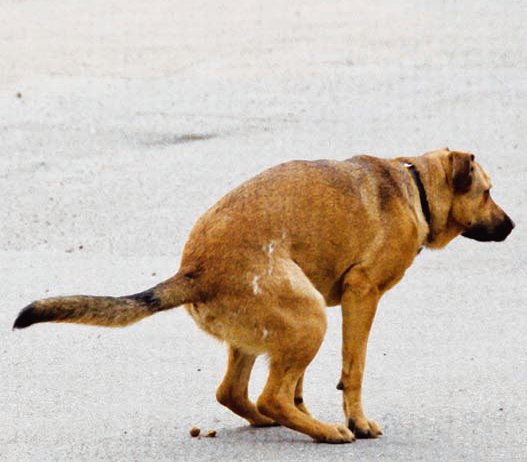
[462,216,515,242]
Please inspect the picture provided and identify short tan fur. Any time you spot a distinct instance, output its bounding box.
[14,148,514,443]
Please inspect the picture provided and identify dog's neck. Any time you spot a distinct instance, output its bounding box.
[403,162,433,243]
[402,156,466,249]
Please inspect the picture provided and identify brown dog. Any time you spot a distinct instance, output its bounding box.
[14,148,514,443]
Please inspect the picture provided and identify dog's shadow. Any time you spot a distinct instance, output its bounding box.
[212,424,312,446]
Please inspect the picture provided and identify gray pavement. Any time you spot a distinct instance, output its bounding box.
[1,1,526,460]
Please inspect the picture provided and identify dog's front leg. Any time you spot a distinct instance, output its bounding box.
[338,270,383,439]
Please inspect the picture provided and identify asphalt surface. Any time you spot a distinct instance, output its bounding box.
[1,1,526,461]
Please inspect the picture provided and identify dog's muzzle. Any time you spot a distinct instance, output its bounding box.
[462,215,515,242]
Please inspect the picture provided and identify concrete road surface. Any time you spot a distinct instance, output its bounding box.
[1,1,526,460]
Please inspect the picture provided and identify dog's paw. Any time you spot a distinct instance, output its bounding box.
[347,417,382,439]
[317,424,355,444]
[249,416,279,427]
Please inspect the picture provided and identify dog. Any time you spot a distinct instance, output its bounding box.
[14,148,514,443]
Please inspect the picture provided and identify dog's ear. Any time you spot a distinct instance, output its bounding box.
[450,151,474,193]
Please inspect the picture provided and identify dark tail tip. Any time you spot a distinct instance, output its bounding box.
[13,303,41,330]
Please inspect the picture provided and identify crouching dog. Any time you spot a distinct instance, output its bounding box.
[14,148,514,443]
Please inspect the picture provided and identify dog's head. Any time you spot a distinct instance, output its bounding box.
[446,151,514,242]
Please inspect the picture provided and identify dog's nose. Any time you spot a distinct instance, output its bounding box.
[494,215,515,241]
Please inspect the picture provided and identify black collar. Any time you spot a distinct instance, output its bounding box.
[404,163,432,230]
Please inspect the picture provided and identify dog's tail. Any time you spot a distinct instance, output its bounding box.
[13,272,198,330]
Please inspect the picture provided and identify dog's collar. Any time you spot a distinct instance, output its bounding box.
[403,162,432,235]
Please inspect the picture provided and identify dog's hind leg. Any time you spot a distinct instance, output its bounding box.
[254,263,354,443]
[216,345,276,427]
[256,343,353,443]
